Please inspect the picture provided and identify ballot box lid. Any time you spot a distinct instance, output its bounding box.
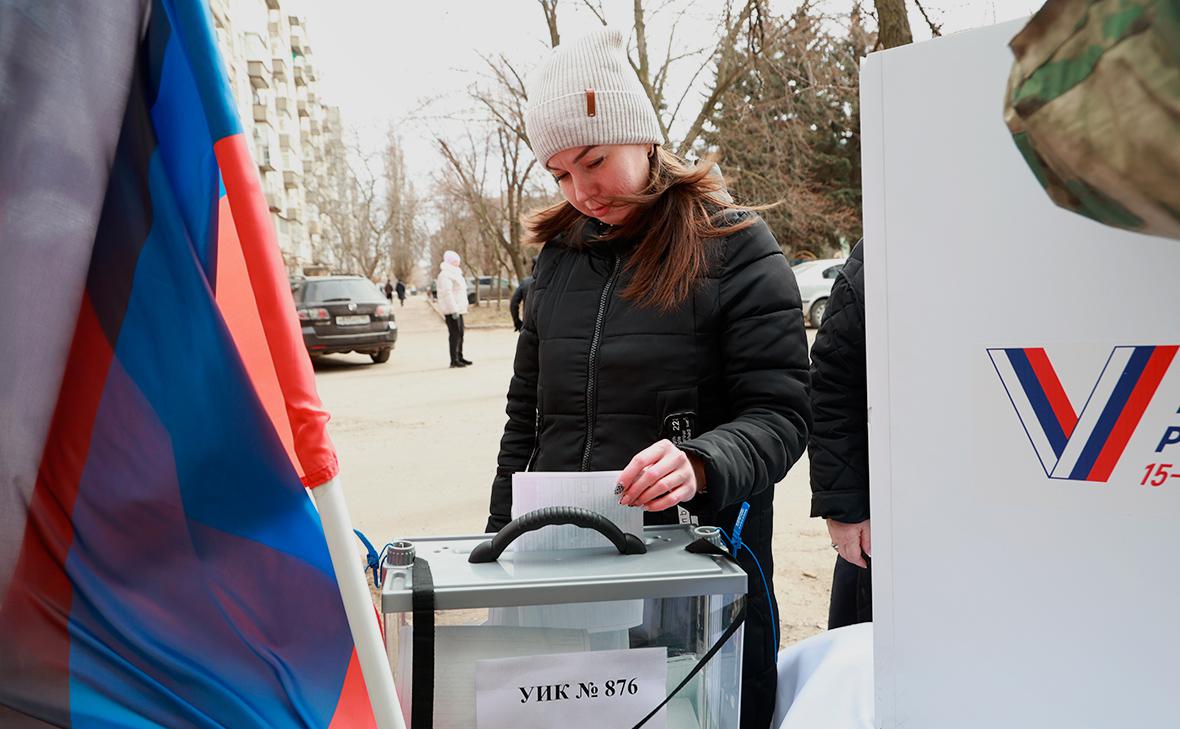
[380,525,747,612]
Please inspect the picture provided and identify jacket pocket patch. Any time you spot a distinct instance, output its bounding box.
[662,411,697,444]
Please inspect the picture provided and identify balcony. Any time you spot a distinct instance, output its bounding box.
[256,145,274,172]
[247,60,269,89]
[276,96,291,116]
[285,206,302,223]
[290,25,305,54]
[271,56,288,80]
[252,104,271,124]
[264,182,283,213]
[283,151,304,174]
[279,133,293,151]
[265,0,279,9]
[283,169,301,188]
[297,98,310,117]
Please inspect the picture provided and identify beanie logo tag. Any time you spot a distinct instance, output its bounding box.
[585,88,596,117]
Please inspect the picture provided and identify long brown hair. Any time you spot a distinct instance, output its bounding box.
[524,147,764,312]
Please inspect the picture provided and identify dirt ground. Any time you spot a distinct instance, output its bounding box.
[316,296,833,646]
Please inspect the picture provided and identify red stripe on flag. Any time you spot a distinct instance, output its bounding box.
[326,649,378,729]
[213,193,300,475]
[1088,346,1179,482]
[212,133,338,487]
[1025,348,1078,438]
[0,294,115,717]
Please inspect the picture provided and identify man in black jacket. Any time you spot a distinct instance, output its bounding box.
[509,257,536,332]
[808,240,871,629]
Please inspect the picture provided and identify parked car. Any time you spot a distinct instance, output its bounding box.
[468,276,515,301]
[792,258,845,328]
[294,275,397,363]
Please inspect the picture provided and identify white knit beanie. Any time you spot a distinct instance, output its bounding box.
[524,28,662,166]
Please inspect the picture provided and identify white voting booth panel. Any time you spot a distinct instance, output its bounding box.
[862,19,1180,729]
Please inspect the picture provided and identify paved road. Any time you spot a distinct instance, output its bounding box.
[314,296,835,644]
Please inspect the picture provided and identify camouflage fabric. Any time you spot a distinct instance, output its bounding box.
[1005,0,1180,239]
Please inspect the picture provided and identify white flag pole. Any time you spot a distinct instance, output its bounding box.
[312,475,406,729]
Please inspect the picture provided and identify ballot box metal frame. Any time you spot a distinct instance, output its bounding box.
[380,523,748,728]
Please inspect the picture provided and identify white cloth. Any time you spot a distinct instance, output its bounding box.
[774,623,874,729]
[435,262,468,316]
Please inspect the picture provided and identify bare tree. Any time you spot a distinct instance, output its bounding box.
[703,2,873,257]
[436,126,540,283]
[873,0,914,48]
[318,135,397,278]
[383,131,424,282]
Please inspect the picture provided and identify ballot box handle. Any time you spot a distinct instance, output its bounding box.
[468,506,647,563]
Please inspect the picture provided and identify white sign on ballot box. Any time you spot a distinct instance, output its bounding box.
[474,646,667,728]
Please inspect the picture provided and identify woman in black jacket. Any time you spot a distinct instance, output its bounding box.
[485,28,811,729]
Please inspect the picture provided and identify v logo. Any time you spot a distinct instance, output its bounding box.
[988,346,1178,482]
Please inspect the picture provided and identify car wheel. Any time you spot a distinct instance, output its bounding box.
[370,348,391,364]
[809,298,828,328]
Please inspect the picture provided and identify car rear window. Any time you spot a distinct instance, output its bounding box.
[303,279,384,303]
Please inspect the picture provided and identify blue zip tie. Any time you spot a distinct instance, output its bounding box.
[352,529,382,587]
[730,502,750,554]
[718,525,778,661]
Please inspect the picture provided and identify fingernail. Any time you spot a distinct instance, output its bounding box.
[613,483,624,496]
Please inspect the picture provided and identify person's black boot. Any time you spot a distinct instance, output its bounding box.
[450,361,467,368]
[459,358,473,365]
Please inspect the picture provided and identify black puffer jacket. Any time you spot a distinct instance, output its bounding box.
[485,212,811,726]
[808,240,869,523]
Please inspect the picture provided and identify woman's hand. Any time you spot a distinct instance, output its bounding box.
[616,439,703,511]
[827,518,871,569]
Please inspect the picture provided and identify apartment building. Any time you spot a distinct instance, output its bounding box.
[209,0,344,274]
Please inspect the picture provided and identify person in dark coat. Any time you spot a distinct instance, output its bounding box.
[485,28,811,729]
[394,279,406,306]
[382,278,394,301]
[807,240,871,629]
[509,257,537,332]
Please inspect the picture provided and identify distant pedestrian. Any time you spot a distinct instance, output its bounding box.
[509,257,537,332]
[395,280,406,306]
[383,278,394,301]
[436,250,472,368]
[808,239,871,629]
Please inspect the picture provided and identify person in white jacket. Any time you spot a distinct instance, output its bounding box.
[436,250,472,368]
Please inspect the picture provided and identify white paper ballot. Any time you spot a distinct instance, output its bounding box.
[475,646,668,729]
[510,470,643,551]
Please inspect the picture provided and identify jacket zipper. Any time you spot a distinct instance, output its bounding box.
[525,407,541,471]
[581,254,621,471]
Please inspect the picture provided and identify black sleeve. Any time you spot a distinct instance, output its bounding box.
[808,242,869,522]
[509,284,525,330]
[486,268,547,531]
[678,217,812,511]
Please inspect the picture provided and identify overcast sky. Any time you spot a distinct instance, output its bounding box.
[299,0,1042,191]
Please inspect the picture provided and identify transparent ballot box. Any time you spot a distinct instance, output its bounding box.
[381,521,746,728]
